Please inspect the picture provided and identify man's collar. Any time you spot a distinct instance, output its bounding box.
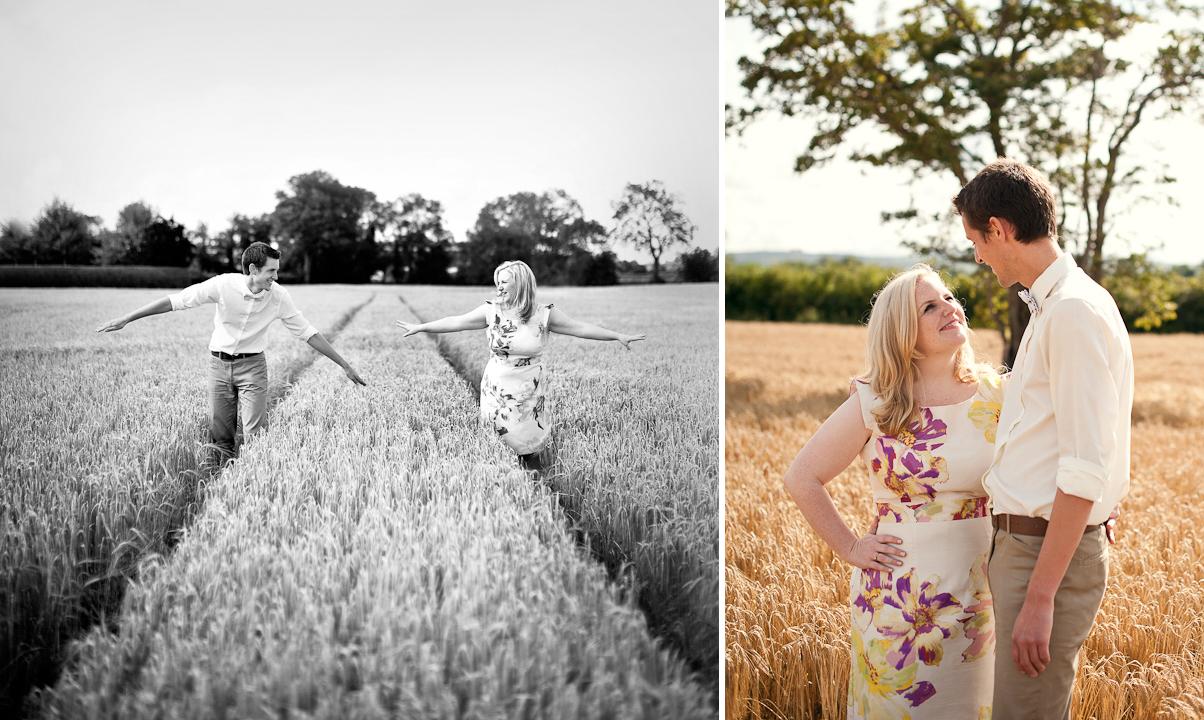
[241,274,270,299]
[1025,252,1076,309]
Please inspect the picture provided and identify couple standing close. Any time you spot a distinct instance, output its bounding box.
[96,247,643,469]
[784,159,1132,719]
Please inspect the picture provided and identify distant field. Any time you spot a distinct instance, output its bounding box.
[725,322,1204,720]
[0,285,719,717]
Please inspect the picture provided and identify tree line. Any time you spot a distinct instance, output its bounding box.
[0,171,719,285]
[726,257,1204,335]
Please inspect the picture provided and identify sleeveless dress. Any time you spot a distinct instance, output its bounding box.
[846,376,1001,720]
[479,301,553,455]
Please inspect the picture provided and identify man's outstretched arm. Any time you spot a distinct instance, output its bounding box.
[307,333,367,386]
[95,297,172,332]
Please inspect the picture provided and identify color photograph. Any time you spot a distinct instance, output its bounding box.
[725,1,1204,718]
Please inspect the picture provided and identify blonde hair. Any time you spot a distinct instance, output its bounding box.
[861,264,995,435]
[494,260,537,322]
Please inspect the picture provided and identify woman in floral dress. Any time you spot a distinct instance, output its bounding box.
[395,260,645,465]
[782,264,1002,719]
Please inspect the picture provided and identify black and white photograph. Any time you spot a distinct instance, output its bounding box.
[0,2,720,717]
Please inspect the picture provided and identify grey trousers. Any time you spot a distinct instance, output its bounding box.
[207,353,268,467]
[988,526,1109,720]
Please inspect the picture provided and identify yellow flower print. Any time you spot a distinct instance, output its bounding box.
[849,627,916,720]
[968,373,1003,443]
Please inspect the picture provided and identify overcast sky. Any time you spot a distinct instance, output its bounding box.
[727,9,1204,267]
[0,1,719,263]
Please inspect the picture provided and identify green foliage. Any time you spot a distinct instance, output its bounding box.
[726,257,1204,333]
[725,259,896,324]
[1101,254,1180,331]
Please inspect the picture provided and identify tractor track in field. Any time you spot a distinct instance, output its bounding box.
[5,293,375,719]
[394,292,714,701]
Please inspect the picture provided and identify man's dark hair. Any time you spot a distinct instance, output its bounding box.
[241,242,280,274]
[952,159,1058,243]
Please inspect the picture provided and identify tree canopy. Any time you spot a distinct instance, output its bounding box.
[460,189,608,285]
[611,181,696,283]
[272,171,377,283]
[729,0,1204,361]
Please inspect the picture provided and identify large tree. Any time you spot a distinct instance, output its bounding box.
[610,180,696,283]
[373,194,454,283]
[198,213,273,273]
[137,216,193,266]
[96,201,155,265]
[272,171,377,283]
[0,220,36,264]
[28,199,99,265]
[460,189,607,284]
[730,0,1204,365]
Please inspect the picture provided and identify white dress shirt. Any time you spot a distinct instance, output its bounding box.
[168,273,318,354]
[984,253,1133,526]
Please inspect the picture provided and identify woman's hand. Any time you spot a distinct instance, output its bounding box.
[95,316,129,333]
[394,320,423,337]
[617,333,646,350]
[845,531,907,572]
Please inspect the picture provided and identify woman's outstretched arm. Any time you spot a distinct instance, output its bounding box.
[395,303,488,336]
[782,393,905,573]
[546,307,646,349]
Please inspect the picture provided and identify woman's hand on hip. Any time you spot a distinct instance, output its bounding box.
[845,531,906,572]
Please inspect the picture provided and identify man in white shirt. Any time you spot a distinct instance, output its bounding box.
[954,159,1132,720]
[96,242,366,467]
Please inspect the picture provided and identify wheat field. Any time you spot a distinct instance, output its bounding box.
[0,286,369,716]
[1,285,718,718]
[725,321,1204,720]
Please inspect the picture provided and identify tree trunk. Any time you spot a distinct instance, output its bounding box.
[303,252,312,284]
[1003,287,1032,370]
[651,250,661,283]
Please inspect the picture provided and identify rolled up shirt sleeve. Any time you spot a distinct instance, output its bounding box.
[168,276,222,311]
[1045,300,1120,503]
[275,287,318,341]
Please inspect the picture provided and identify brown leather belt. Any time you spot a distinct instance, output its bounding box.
[211,350,263,361]
[992,513,1103,537]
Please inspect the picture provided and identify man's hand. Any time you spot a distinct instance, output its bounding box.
[344,366,367,386]
[1012,596,1054,678]
[95,317,129,333]
[617,333,646,350]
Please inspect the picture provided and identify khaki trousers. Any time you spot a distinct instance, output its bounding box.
[988,526,1108,720]
[207,353,269,468]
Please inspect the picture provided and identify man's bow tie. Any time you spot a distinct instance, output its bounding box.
[1018,288,1040,315]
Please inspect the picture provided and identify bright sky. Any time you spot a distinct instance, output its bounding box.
[0,1,719,264]
[727,9,1204,267]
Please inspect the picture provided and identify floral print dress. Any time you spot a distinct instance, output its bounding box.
[479,301,553,455]
[847,375,1002,720]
